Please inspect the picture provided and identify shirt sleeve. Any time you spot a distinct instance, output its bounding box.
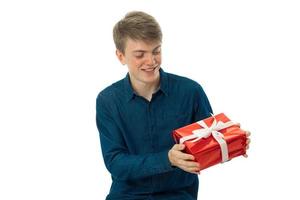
[96,93,175,181]
[193,84,213,121]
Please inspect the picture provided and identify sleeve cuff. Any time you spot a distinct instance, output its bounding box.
[154,149,176,174]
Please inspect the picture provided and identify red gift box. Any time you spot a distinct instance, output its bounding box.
[172,113,247,170]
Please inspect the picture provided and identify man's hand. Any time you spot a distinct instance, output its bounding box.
[168,128,251,174]
[168,144,201,174]
[235,123,251,157]
[244,131,251,157]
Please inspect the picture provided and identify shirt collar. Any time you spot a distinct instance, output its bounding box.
[159,68,169,96]
[123,68,169,102]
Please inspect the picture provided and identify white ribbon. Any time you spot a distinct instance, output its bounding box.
[179,115,237,163]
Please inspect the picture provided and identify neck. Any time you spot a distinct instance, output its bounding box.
[130,77,160,101]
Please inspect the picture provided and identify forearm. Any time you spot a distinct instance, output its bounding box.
[97,94,175,181]
[103,147,174,181]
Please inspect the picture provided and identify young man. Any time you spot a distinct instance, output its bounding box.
[96,11,249,200]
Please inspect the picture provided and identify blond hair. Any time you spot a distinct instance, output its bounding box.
[113,11,162,54]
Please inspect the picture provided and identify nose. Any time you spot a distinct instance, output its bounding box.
[145,53,156,66]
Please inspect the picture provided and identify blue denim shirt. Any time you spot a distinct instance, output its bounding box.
[96,69,213,200]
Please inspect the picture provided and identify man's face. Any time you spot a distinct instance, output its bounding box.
[116,39,162,86]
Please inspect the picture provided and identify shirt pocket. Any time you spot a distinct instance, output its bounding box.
[158,111,192,131]
[155,112,190,149]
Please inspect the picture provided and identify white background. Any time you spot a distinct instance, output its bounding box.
[1,0,299,199]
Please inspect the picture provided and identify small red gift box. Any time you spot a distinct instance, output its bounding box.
[172,113,247,170]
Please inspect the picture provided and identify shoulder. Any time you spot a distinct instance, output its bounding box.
[96,78,124,104]
[164,71,209,104]
[166,72,204,92]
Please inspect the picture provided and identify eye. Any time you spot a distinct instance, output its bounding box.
[153,49,161,55]
[153,51,160,55]
[134,53,144,58]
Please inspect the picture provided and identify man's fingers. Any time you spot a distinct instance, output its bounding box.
[171,146,195,160]
[172,144,185,151]
[246,138,251,144]
[181,165,201,174]
[246,131,251,137]
[244,132,250,157]
[178,160,200,168]
[176,152,195,161]
[169,144,202,174]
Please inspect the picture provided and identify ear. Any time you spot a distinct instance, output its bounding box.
[116,49,126,65]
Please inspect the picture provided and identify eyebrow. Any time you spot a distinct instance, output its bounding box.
[132,45,161,53]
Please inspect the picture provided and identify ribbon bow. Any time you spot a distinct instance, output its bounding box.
[179,115,237,163]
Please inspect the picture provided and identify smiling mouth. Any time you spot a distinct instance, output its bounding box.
[141,66,158,72]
